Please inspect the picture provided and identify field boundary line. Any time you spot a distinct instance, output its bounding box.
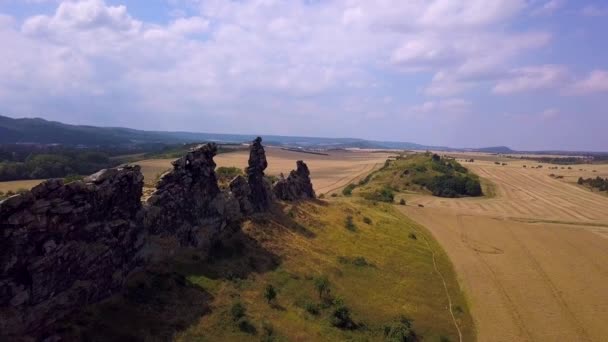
[403,211,463,342]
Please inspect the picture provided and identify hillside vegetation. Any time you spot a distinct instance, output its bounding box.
[54,183,473,341]
[356,153,483,199]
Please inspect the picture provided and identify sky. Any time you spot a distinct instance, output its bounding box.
[0,0,607,151]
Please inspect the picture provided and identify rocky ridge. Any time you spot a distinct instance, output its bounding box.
[0,137,315,338]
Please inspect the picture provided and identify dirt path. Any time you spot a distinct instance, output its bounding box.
[397,161,608,342]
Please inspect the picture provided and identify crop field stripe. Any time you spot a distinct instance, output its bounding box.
[503,224,592,342]
[456,215,534,342]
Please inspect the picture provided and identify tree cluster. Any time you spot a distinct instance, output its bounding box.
[578,177,608,191]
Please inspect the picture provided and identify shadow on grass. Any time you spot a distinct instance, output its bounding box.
[49,223,284,341]
[47,205,320,341]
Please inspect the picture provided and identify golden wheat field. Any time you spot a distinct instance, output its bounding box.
[138,147,393,194]
[397,156,608,342]
[0,179,47,193]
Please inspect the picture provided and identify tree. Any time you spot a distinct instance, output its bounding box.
[264,284,277,304]
[314,276,330,300]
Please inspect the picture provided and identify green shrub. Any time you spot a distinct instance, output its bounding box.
[230,302,246,321]
[264,284,277,304]
[342,183,356,196]
[237,318,256,334]
[383,316,417,341]
[364,186,394,203]
[330,302,356,330]
[313,276,330,300]
[345,215,357,231]
[304,302,320,315]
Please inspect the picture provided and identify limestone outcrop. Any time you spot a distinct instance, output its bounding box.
[0,166,145,336]
[273,160,316,201]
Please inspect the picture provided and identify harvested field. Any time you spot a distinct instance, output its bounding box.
[397,157,608,342]
[138,147,393,194]
[0,179,46,193]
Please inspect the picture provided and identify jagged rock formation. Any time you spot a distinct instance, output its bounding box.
[0,137,317,338]
[145,143,241,250]
[0,166,145,336]
[229,175,253,215]
[247,137,273,212]
[273,160,316,201]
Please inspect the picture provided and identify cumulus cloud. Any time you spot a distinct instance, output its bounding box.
[569,70,608,94]
[408,98,471,117]
[532,0,566,16]
[492,65,569,94]
[0,0,599,136]
[581,5,608,17]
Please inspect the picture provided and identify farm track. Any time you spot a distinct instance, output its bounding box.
[398,160,608,341]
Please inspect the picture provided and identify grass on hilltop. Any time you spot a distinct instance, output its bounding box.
[355,153,483,199]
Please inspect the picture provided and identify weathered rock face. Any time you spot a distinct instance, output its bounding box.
[247,137,273,212]
[145,143,241,250]
[0,166,145,336]
[229,175,254,215]
[273,160,316,201]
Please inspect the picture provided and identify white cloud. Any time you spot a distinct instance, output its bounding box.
[532,0,566,16]
[569,70,608,94]
[409,98,471,116]
[0,0,583,133]
[492,65,568,94]
[581,5,608,17]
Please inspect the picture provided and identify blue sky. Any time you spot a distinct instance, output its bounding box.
[0,0,607,151]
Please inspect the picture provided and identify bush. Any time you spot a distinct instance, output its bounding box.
[383,316,417,342]
[338,256,372,267]
[331,193,338,197]
[313,276,330,300]
[345,215,357,231]
[408,233,417,240]
[330,303,356,330]
[318,193,325,199]
[364,186,394,203]
[304,302,320,315]
[264,284,277,304]
[230,302,246,321]
[237,318,256,334]
[342,183,356,196]
[363,216,372,225]
[399,199,406,205]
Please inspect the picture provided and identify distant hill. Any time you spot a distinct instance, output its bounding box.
[0,114,440,150]
[9,114,598,154]
[471,146,515,154]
